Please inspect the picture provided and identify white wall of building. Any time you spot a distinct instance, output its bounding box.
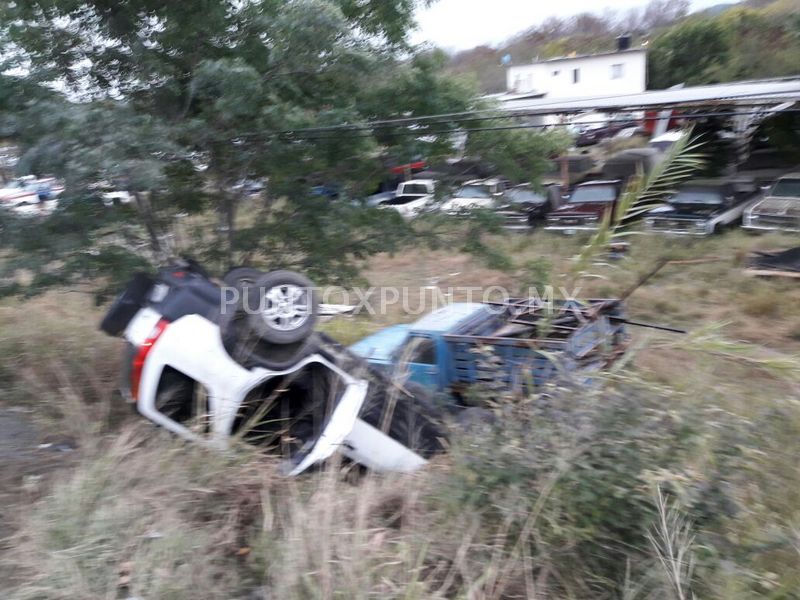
[506,50,647,99]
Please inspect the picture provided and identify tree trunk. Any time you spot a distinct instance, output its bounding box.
[133,191,163,260]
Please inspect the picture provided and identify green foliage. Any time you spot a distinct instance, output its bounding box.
[648,18,731,89]
[443,378,701,591]
[466,125,571,185]
[0,0,500,293]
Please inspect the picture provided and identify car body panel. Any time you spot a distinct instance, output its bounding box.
[107,268,433,475]
[742,174,800,233]
[545,180,620,233]
[379,179,437,219]
[440,178,508,214]
[350,301,627,397]
[646,179,760,236]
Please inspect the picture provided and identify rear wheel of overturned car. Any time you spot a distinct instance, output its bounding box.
[243,270,319,345]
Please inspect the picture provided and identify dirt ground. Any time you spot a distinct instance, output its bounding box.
[0,408,76,568]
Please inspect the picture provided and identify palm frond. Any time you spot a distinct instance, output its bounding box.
[573,129,706,276]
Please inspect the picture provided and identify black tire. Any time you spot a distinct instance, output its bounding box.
[358,378,447,459]
[244,270,318,345]
[222,267,263,288]
[220,310,318,370]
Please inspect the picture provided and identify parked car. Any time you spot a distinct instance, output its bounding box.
[742,173,800,233]
[379,179,437,219]
[645,177,760,236]
[494,184,563,230]
[575,116,638,147]
[350,297,629,400]
[544,180,622,234]
[100,262,446,475]
[0,176,63,216]
[575,121,626,148]
[439,178,508,214]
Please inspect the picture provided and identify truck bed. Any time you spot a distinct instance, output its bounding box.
[442,306,624,391]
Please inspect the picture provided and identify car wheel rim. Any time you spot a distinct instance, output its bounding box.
[261,284,310,331]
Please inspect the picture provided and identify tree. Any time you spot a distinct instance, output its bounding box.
[647,18,731,89]
[0,0,484,286]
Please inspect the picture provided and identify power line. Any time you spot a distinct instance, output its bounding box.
[258,107,800,142]
[272,92,800,136]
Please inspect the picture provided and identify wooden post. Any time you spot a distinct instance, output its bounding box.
[560,154,569,189]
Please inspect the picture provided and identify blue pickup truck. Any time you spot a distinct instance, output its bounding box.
[350,299,628,398]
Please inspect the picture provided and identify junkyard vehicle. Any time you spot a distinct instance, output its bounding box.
[439,178,509,214]
[350,298,629,399]
[742,173,800,233]
[541,154,597,187]
[0,176,63,216]
[100,262,446,475]
[544,180,622,234]
[575,121,626,147]
[494,184,564,230]
[379,179,437,219]
[600,147,663,182]
[645,178,760,236]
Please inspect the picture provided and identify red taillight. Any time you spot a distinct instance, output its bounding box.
[130,319,169,401]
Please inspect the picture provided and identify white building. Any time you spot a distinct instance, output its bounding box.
[506,48,648,100]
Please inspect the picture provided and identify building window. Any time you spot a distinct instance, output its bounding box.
[611,63,624,79]
[572,68,580,84]
[552,70,560,76]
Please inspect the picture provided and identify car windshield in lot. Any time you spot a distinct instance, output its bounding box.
[455,185,492,199]
[569,185,616,203]
[771,179,800,198]
[506,188,546,204]
[670,189,723,205]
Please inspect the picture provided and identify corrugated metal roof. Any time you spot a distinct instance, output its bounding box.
[497,77,800,114]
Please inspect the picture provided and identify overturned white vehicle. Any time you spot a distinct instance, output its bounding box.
[100,263,445,475]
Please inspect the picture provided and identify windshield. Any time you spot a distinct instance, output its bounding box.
[569,185,616,204]
[399,184,431,196]
[771,179,800,198]
[383,195,424,206]
[506,188,545,204]
[455,185,492,199]
[670,189,723,205]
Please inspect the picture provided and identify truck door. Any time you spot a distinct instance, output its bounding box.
[403,335,440,390]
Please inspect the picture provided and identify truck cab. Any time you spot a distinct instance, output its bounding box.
[350,300,627,398]
[379,179,437,219]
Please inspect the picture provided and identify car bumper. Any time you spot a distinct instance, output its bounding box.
[544,224,599,233]
[648,229,710,236]
[742,223,800,233]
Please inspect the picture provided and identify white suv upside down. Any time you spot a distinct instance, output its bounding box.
[101,262,446,475]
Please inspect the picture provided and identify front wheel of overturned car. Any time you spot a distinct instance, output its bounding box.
[359,380,447,459]
[243,270,319,345]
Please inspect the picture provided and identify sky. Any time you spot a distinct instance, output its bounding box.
[411,0,735,51]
